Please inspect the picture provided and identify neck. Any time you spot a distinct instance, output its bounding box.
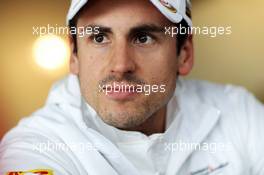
[126,106,167,136]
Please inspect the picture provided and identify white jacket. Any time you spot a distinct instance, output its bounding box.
[0,74,264,175]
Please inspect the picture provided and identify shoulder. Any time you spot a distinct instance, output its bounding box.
[182,79,264,169]
[0,104,85,174]
[180,78,260,111]
[181,78,264,128]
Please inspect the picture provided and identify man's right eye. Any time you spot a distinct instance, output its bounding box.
[91,33,110,44]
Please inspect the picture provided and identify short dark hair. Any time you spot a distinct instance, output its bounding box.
[69,5,191,55]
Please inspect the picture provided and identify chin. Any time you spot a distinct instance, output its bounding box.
[99,109,149,128]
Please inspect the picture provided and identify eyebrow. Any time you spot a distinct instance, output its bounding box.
[84,24,165,36]
[129,24,165,34]
[85,25,113,34]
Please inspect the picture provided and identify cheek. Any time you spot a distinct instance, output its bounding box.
[149,70,177,98]
[138,45,178,86]
[77,39,113,103]
[141,48,178,98]
[77,54,101,101]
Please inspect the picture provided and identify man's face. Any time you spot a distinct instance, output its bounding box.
[70,0,192,129]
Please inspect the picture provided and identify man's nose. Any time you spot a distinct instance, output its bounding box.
[109,42,136,75]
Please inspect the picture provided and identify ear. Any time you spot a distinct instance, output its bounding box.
[177,35,194,76]
[69,35,79,75]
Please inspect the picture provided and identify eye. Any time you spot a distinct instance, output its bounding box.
[92,33,110,44]
[134,33,155,45]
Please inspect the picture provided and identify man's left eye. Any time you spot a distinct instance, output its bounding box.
[134,34,154,44]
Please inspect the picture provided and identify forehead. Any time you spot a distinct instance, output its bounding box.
[77,0,172,28]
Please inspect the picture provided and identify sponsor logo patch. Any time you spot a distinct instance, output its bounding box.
[159,0,177,13]
[6,169,53,175]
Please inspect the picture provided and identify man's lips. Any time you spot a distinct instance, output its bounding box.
[106,90,138,100]
[104,86,137,91]
[102,83,140,100]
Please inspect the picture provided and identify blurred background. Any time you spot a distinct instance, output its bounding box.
[0,0,263,139]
